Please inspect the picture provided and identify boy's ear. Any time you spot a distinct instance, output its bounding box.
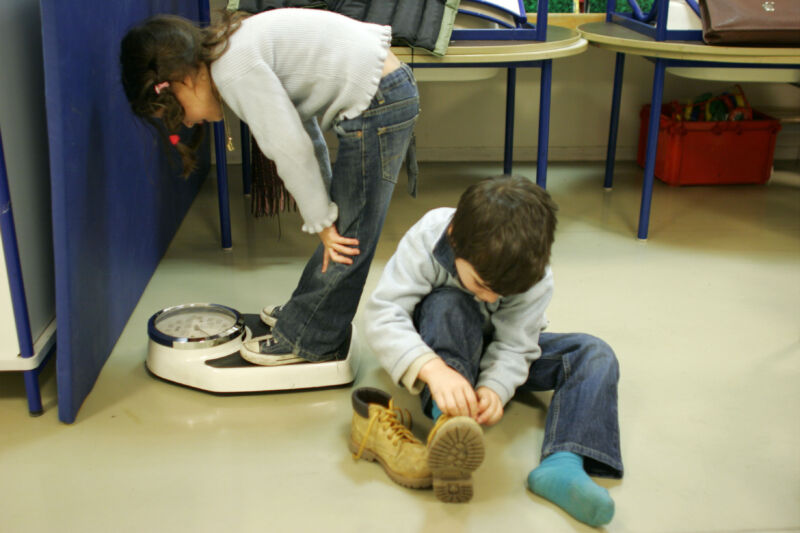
[447,223,452,235]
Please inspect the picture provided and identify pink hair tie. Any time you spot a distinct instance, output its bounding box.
[154,81,170,95]
[169,134,180,146]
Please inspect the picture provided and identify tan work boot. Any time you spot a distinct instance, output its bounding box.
[427,414,485,503]
[349,387,432,489]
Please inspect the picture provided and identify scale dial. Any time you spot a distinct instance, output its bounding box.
[148,303,246,349]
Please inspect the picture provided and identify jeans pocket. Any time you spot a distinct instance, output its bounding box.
[332,116,363,139]
[378,115,418,184]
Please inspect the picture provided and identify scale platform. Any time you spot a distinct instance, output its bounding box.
[146,314,358,393]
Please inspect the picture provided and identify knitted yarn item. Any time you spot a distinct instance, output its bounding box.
[250,137,297,218]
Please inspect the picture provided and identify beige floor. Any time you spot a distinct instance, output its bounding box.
[1,161,799,533]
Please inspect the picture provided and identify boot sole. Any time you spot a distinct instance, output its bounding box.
[427,418,485,503]
[348,439,432,489]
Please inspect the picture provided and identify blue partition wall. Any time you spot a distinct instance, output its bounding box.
[40,0,210,423]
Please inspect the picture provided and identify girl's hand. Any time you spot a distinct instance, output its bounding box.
[419,358,478,419]
[318,225,359,273]
[475,386,503,426]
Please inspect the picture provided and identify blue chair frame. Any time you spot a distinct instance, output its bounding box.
[607,0,702,41]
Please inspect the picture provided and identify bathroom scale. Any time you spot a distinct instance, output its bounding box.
[146,303,357,393]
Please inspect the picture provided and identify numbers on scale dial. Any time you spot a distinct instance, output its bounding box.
[157,310,237,339]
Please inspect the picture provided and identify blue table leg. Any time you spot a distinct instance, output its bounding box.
[240,122,251,195]
[27,345,55,416]
[604,52,626,189]
[638,57,666,240]
[199,0,209,25]
[24,369,43,416]
[213,121,233,250]
[201,5,231,248]
[1,129,43,415]
[503,67,517,175]
[536,59,553,189]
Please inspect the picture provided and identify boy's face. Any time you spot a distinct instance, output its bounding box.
[455,258,500,304]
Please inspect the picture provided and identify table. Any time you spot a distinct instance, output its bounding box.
[579,21,800,240]
[395,25,587,188]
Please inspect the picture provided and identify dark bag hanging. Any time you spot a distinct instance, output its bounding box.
[232,0,329,11]
[699,0,800,46]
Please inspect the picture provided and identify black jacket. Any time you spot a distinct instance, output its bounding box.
[232,0,455,55]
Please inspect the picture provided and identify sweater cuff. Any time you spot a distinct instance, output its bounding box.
[400,352,439,394]
[475,377,513,406]
[301,202,338,234]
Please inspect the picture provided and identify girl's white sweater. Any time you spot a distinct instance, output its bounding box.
[211,8,391,233]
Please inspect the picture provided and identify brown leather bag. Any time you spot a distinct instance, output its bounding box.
[699,0,800,46]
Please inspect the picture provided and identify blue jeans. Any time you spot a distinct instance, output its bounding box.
[273,64,419,362]
[414,287,623,478]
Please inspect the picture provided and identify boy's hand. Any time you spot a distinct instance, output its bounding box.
[476,386,503,426]
[318,225,359,273]
[418,358,478,419]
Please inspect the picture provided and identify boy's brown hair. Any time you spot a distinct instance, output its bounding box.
[449,175,558,296]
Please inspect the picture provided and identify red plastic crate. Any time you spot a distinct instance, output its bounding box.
[637,105,781,186]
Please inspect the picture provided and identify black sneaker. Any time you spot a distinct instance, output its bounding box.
[259,304,282,327]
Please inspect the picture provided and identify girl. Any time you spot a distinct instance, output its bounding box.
[121,8,419,365]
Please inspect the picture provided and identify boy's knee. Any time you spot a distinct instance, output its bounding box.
[426,286,479,308]
[573,333,619,380]
[415,287,485,365]
[417,287,483,325]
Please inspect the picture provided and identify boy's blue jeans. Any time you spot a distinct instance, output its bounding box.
[272,65,419,362]
[415,287,623,478]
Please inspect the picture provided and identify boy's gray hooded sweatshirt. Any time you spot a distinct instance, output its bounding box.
[365,208,554,406]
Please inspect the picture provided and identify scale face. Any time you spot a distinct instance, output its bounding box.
[148,303,246,349]
[145,303,358,393]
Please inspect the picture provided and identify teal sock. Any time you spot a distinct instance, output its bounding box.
[527,452,615,527]
[431,401,442,421]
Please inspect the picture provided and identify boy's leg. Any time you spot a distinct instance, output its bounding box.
[521,332,621,526]
[524,332,622,475]
[414,287,485,417]
[414,287,486,503]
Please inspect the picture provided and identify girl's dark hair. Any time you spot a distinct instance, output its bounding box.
[119,11,247,176]
[449,175,558,296]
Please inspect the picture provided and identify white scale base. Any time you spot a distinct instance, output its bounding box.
[146,315,357,393]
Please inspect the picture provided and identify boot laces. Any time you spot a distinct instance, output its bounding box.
[426,413,452,445]
[353,399,417,460]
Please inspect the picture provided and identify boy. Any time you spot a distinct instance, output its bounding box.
[356,175,622,527]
